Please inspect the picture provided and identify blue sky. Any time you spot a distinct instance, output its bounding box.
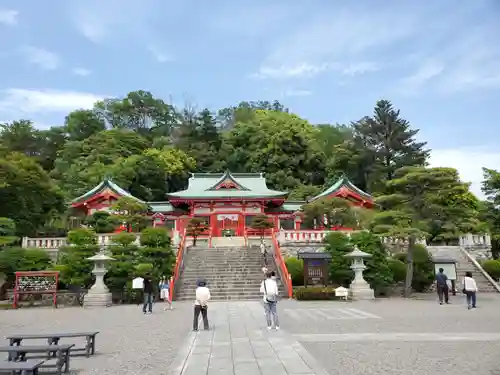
[0,0,499,198]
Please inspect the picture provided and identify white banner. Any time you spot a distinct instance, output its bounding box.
[217,214,238,221]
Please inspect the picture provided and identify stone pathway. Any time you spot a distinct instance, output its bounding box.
[168,301,329,375]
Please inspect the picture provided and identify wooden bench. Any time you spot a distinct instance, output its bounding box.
[6,331,99,357]
[0,359,45,375]
[0,344,74,375]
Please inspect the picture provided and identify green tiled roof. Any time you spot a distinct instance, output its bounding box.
[311,175,372,202]
[168,171,288,200]
[265,201,305,212]
[148,202,176,213]
[71,178,144,204]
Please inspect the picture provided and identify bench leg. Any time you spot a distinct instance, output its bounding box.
[85,336,91,357]
[64,350,70,373]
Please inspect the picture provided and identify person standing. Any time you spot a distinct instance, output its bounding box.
[159,277,173,311]
[260,240,268,266]
[462,271,478,309]
[193,280,211,331]
[436,268,450,305]
[260,271,280,330]
[142,273,154,314]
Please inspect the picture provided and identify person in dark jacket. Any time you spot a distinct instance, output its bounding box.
[436,268,450,305]
[143,273,154,314]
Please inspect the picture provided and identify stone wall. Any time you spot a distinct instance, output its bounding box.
[5,290,86,307]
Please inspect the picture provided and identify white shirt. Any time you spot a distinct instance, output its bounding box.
[463,276,478,292]
[195,286,211,306]
[260,278,278,301]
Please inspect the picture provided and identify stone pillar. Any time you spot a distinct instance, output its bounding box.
[345,248,375,300]
[83,252,115,308]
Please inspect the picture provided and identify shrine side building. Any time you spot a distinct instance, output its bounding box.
[69,170,374,237]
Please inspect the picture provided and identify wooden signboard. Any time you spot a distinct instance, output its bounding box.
[297,252,332,286]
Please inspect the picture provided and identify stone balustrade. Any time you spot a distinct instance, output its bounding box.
[459,233,491,247]
[22,233,140,249]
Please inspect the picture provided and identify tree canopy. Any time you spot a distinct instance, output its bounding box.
[0,90,490,246]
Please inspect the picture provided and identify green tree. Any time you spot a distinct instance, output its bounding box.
[139,227,175,279]
[65,109,106,141]
[323,232,353,287]
[394,244,434,292]
[0,120,41,157]
[51,129,149,198]
[331,100,429,194]
[177,108,225,172]
[0,248,52,285]
[0,217,17,247]
[186,217,207,246]
[372,166,478,297]
[288,185,322,201]
[225,110,326,191]
[94,90,176,136]
[37,126,68,171]
[250,214,274,239]
[57,228,99,287]
[110,197,150,232]
[112,147,195,200]
[302,197,370,229]
[350,231,393,294]
[0,152,65,236]
[84,211,120,233]
[481,168,500,258]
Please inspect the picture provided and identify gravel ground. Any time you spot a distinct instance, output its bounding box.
[301,341,500,375]
[0,301,193,375]
[2,294,500,375]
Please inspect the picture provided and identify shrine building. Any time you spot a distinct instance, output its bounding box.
[70,170,374,237]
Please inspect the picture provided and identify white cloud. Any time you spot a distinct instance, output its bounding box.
[0,9,18,26]
[72,67,92,76]
[0,89,105,114]
[253,3,421,80]
[398,60,445,93]
[283,89,312,97]
[147,45,172,63]
[21,46,60,70]
[429,147,500,199]
[69,0,156,43]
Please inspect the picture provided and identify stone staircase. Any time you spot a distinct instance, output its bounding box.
[174,245,278,301]
[427,246,499,292]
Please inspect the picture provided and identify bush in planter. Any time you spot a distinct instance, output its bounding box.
[285,257,304,286]
[481,259,500,280]
[294,286,338,300]
[388,258,406,283]
[394,244,434,292]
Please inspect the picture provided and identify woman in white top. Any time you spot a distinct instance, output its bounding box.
[462,271,478,309]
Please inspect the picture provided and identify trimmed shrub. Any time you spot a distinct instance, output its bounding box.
[285,257,304,286]
[481,259,500,280]
[388,258,406,283]
[350,231,394,295]
[294,286,339,300]
[324,232,353,287]
[394,244,434,292]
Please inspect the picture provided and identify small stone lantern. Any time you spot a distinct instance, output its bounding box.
[344,247,375,300]
[83,250,115,307]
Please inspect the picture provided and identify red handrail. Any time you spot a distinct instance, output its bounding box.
[169,230,186,302]
[270,229,293,299]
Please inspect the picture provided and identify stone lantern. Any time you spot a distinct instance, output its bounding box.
[344,247,375,300]
[83,250,115,307]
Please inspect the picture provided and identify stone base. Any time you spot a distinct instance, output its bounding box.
[83,292,112,307]
[349,283,375,300]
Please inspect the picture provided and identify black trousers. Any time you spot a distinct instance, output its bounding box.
[437,286,449,303]
[193,305,209,330]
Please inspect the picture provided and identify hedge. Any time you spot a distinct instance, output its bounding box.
[481,259,500,280]
[294,286,341,300]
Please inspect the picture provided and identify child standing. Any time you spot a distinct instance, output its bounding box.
[159,277,173,310]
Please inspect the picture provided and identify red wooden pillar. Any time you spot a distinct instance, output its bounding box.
[238,213,244,236]
[210,213,217,236]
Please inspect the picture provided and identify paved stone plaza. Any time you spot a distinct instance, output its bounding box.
[1,295,500,374]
